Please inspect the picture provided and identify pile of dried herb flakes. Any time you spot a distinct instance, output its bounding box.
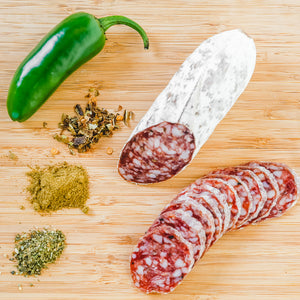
[12,228,65,276]
[54,89,134,153]
[26,162,89,214]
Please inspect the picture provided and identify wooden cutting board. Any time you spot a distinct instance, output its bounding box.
[0,1,299,299]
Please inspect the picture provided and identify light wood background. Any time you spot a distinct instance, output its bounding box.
[0,0,299,299]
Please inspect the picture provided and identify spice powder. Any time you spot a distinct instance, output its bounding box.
[26,162,89,213]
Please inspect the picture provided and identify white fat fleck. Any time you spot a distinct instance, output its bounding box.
[119,168,125,175]
[179,150,190,160]
[145,257,152,266]
[132,253,136,259]
[147,173,157,178]
[128,152,134,158]
[185,210,193,217]
[153,234,163,244]
[241,207,247,216]
[161,143,177,155]
[190,237,198,243]
[132,158,141,166]
[164,237,172,243]
[136,265,144,275]
[150,170,161,175]
[172,126,183,137]
[160,252,167,257]
[161,259,168,269]
[154,138,160,148]
[124,174,133,180]
[269,165,277,170]
[228,179,237,186]
[279,198,287,206]
[278,179,283,185]
[182,267,188,273]
[258,173,264,180]
[273,170,282,178]
[172,269,182,278]
[263,181,269,189]
[267,190,275,199]
[175,259,185,268]
[146,150,153,156]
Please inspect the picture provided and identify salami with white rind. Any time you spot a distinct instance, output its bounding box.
[119,29,256,184]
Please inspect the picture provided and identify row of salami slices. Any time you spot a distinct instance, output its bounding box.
[130,161,300,294]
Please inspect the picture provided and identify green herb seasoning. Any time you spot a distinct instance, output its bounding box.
[26,162,89,213]
[8,151,18,161]
[54,91,134,153]
[12,228,65,276]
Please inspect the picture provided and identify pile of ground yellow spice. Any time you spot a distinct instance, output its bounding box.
[26,162,89,213]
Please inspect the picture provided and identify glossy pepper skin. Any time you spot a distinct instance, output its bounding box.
[7,12,149,122]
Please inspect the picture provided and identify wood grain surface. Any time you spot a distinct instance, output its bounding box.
[0,0,299,299]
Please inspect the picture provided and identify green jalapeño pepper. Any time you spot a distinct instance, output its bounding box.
[7,12,149,122]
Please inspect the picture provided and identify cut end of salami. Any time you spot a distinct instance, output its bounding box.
[118,122,195,184]
[131,224,194,294]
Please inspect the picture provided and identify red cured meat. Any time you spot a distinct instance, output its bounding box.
[131,161,299,294]
[208,174,252,228]
[239,164,279,223]
[211,168,267,225]
[250,162,300,219]
[118,121,195,184]
[201,177,241,230]
[131,225,194,294]
[190,181,231,233]
[149,209,206,260]
[173,190,223,243]
[161,199,215,252]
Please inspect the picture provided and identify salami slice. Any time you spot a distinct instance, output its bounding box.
[118,122,195,184]
[119,29,256,184]
[239,164,280,223]
[211,168,267,224]
[149,209,206,260]
[201,177,241,230]
[131,224,194,294]
[208,174,252,228]
[249,162,300,219]
[190,182,231,233]
[161,199,215,252]
[174,190,223,243]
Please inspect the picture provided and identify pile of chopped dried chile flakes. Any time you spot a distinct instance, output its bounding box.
[54,90,134,153]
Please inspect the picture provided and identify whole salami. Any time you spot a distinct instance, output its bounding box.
[119,29,256,184]
[131,161,299,294]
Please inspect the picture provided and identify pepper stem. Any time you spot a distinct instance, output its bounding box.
[98,16,149,49]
